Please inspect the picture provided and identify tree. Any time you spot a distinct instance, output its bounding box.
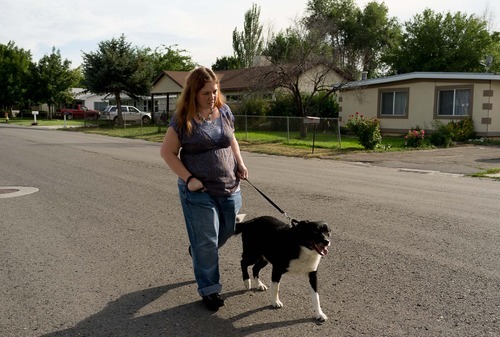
[354,2,401,77]
[29,47,79,119]
[149,44,196,79]
[261,21,349,137]
[383,10,493,73]
[485,32,500,73]
[233,3,264,68]
[479,3,500,73]
[82,34,154,126]
[212,56,242,70]
[304,0,400,78]
[0,41,32,111]
[305,0,360,76]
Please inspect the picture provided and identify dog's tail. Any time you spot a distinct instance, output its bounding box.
[234,213,247,235]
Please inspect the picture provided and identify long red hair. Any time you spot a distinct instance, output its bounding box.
[174,67,225,135]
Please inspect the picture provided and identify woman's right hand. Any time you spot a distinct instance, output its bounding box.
[187,177,205,192]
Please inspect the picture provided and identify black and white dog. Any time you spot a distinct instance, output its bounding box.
[235,215,331,321]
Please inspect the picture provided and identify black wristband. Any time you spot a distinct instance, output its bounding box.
[186,175,195,185]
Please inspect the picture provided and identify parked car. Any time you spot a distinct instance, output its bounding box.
[55,104,100,120]
[100,105,151,124]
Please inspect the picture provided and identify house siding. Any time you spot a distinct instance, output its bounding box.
[151,75,183,94]
[339,75,500,137]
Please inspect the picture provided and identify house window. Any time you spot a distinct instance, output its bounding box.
[379,88,408,117]
[436,87,471,117]
[94,102,108,111]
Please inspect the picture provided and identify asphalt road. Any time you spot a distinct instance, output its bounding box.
[1,125,499,337]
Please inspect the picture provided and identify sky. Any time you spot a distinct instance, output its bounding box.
[0,0,497,69]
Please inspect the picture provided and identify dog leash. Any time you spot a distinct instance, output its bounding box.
[245,179,297,224]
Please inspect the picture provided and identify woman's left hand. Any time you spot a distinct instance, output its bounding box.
[237,163,248,180]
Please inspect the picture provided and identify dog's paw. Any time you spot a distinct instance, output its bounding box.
[243,279,251,290]
[272,299,283,308]
[254,278,267,291]
[315,312,328,322]
[270,283,282,308]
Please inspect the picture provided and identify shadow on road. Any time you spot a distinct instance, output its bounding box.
[41,281,313,337]
[476,157,500,164]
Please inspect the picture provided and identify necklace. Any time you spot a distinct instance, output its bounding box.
[197,108,213,123]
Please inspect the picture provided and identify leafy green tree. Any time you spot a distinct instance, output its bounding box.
[0,41,32,111]
[305,0,360,75]
[233,3,264,68]
[29,47,79,119]
[484,32,500,73]
[304,0,399,78]
[212,55,241,70]
[72,67,86,87]
[383,9,493,73]
[82,34,154,126]
[264,28,303,63]
[150,44,196,79]
[354,2,401,77]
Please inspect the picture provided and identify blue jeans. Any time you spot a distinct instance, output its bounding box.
[178,179,242,297]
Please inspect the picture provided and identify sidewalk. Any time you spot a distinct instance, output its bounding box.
[332,144,500,175]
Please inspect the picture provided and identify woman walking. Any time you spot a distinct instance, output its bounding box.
[160,67,248,311]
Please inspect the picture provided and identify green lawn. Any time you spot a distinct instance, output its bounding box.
[3,116,89,127]
[234,130,405,150]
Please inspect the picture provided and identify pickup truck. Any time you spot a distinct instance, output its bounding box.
[55,104,100,120]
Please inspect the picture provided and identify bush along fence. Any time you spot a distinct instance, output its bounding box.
[233,115,342,148]
[344,112,382,150]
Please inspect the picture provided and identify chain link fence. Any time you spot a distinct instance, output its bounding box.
[234,115,342,148]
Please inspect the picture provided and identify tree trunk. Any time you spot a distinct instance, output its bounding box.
[115,93,123,127]
[48,103,53,120]
[294,91,307,138]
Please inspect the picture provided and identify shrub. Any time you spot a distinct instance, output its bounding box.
[234,95,270,116]
[269,92,296,117]
[429,118,476,147]
[269,92,339,118]
[233,95,270,130]
[429,120,454,148]
[345,112,382,150]
[303,92,339,118]
[450,117,476,142]
[405,129,426,148]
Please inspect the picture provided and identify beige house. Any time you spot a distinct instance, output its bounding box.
[151,65,348,118]
[338,72,500,137]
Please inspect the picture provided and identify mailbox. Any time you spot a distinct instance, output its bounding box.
[31,110,39,125]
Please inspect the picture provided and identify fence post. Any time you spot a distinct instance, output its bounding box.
[286,116,290,143]
[245,114,248,141]
[337,118,342,148]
